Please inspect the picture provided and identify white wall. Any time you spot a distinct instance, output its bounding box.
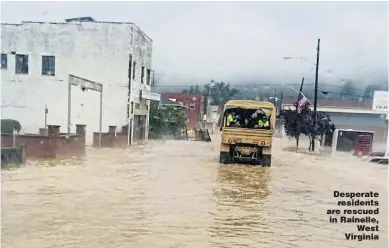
[1,21,152,145]
[207,105,220,122]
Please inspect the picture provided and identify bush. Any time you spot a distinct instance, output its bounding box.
[280,105,335,150]
[1,119,22,134]
[148,103,187,139]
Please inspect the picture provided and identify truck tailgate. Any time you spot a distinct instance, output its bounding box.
[221,128,273,145]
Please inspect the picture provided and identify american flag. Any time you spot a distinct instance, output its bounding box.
[297,93,309,113]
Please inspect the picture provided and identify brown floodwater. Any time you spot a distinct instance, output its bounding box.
[2,135,388,248]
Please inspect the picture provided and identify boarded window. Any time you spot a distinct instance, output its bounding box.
[146,69,151,85]
[42,55,55,76]
[15,54,29,74]
[141,66,145,84]
[1,53,7,69]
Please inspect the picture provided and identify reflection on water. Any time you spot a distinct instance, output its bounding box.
[1,136,387,248]
[210,166,271,248]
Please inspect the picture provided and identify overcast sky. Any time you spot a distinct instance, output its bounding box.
[1,1,388,86]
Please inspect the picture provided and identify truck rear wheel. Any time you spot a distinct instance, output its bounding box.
[262,155,272,167]
[219,152,232,164]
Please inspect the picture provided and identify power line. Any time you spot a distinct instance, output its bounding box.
[151,83,379,93]
[152,83,311,88]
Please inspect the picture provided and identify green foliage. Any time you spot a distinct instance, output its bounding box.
[182,80,240,105]
[1,119,22,134]
[148,102,187,139]
[182,85,202,94]
[340,80,356,99]
[363,84,384,98]
[280,105,335,150]
[206,80,240,105]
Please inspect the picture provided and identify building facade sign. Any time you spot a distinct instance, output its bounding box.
[372,91,388,113]
[140,90,161,101]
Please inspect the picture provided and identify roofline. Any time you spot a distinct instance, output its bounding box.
[282,105,384,115]
[282,103,372,110]
[0,20,153,42]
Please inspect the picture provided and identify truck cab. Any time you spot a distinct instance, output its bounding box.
[219,100,276,166]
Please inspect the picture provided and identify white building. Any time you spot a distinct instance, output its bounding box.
[203,105,220,134]
[1,17,159,145]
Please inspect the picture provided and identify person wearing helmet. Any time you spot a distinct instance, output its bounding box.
[257,115,270,129]
[226,111,236,127]
[234,113,242,127]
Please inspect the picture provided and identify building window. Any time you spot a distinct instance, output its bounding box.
[146,69,151,85]
[132,61,136,80]
[42,55,55,76]
[15,54,29,74]
[190,103,195,111]
[131,102,134,114]
[145,103,149,110]
[135,103,140,109]
[1,53,7,69]
[141,66,145,84]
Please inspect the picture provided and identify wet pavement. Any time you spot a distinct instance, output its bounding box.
[2,135,387,248]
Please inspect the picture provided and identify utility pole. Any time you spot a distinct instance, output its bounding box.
[312,38,321,152]
[279,92,283,113]
[127,54,133,146]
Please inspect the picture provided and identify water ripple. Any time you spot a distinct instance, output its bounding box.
[2,136,387,248]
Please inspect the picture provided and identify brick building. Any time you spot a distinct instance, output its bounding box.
[161,93,205,129]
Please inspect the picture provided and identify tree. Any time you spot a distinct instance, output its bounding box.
[280,105,311,149]
[340,80,356,99]
[280,105,335,151]
[182,84,202,94]
[205,80,240,125]
[205,80,240,105]
[148,102,187,139]
[363,84,383,99]
[1,119,22,134]
[181,81,240,105]
[306,112,336,151]
[148,103,165,139]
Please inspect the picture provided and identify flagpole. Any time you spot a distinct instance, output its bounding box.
[297,77,305,111]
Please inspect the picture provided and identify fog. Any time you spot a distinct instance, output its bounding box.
[1,1,387,86]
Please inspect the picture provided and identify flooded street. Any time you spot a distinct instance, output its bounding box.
[2,134,387,248]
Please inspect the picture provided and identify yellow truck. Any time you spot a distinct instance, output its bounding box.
[219,100,276,166]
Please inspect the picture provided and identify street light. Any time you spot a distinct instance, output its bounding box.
[283,38,321,151]
[283,56,317,66]
[256,83,302,94]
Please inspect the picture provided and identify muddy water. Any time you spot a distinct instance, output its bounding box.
[2,135,387,248]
